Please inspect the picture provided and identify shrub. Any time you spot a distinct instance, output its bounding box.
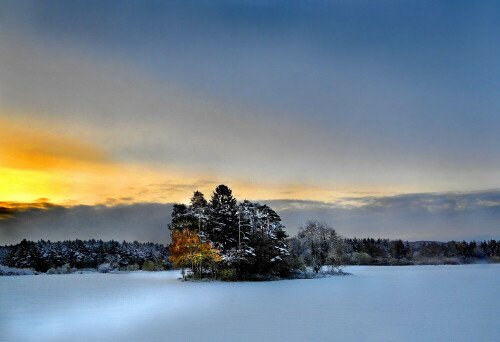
[390,258,413,266]
[219,268,237,281]
[154,259,171,271]
[98,263,113,273]
[46,263,74,274]
[47,268,57,275]
[489,256,500,264]
[351,252,372,265]
[0,265,36,276]
[291,255,306,272]
[142,260,155,271]
[443,258,460,265]
[127,264,140,271]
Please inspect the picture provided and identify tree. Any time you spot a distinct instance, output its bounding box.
[190,191,209,238]
[191,190,208,207]
[168,204,194,232]
[169,229,222,279]
[4,239,42,270]
[207,185,238,251]
[389,240,407,260]
[290,221,343,273]
[219,201,290,279]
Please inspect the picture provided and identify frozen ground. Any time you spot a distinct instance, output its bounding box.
[1,265,499,342]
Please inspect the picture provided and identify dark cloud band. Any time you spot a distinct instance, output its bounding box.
[1,190,499,245]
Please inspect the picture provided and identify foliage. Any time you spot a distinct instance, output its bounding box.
[351,252,372,265]
[142,260,155,271]
[218,268,237,281]
[169,229,222,279]
[127,264,140,271]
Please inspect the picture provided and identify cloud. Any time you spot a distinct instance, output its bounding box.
[341,190,500,212]
[1,190,499,245]
[267,190,500,241]
[2,27,498,195]
[0,117,109,172]
[0,201,173,245]
[0,198,58,219]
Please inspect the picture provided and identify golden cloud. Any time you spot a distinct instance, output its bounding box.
[0,117,108,171]
[0,113,387,207]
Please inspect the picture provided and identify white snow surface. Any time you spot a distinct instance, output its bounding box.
[1,265,499,342]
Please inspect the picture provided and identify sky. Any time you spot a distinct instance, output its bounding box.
[1,0,499,243]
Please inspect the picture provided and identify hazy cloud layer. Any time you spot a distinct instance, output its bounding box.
[1,190,499,245]
[0,203,173,245]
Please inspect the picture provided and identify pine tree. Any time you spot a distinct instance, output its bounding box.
[208,185,238,251]
[169,204,195,232]
[190,191,209,238]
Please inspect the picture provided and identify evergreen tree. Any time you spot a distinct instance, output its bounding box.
[235,202,290,278]
[169,204,195,232]
[190,191,209,238]
[208,185,238,251]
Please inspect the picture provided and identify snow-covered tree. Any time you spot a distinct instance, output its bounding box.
[2,239,170,272]
[167,185,292,279]
[190,191,210,239]
[168,204,194,232]
[290,220,343,272]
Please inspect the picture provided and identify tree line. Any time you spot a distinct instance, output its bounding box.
[344,238,500,265]
[1,184,499,277]
[0,239,171,273]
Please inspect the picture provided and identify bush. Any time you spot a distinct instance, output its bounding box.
[46,268,57,275]
[142,260,155,271]
[154,259,171,271]
[126,264,140,271]
[219,268,237,281]
[390,258,414,266]
[291,255,306,272]
[46,263,74,274]
[443,258,460,265]
[489,256,500,264]
[0,265,36,276]
[351,252,372,265]
[98,263,113,273]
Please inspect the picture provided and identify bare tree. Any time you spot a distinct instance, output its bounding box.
[291,220,344,273]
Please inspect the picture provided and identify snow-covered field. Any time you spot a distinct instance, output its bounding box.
[1,265,499,342]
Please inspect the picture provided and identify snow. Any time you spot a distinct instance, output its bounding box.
[1,265,499,342]
[0,265,36,276]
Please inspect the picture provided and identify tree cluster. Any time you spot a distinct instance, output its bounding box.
[168,185,292,280]
[343,238,500,265]
[1,239,171,272]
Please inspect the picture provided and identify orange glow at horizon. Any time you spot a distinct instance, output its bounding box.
[0,114,389,207]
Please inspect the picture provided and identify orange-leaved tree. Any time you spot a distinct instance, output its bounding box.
[169,229,222,279]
